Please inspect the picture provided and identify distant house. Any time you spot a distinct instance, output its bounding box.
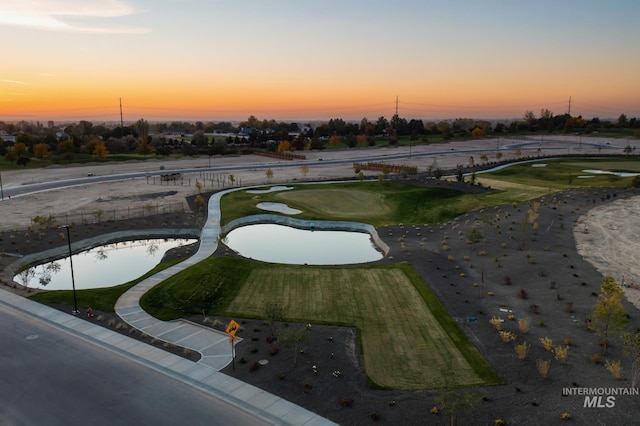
[238,127,257,137]
[0,130,16,144]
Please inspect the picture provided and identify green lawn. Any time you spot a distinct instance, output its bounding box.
[142,258,501,389]
[221,181,521,227]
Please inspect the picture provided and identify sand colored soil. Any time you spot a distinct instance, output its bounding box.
[574,195,640,307]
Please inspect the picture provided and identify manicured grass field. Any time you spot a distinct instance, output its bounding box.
[223,262,500,389]
[483,158,638,189]
[221,181,500,227]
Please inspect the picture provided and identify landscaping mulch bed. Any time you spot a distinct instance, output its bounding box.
[3,186,640,425]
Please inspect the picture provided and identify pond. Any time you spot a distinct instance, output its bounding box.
[14,238,196,290]
[223,224,383,265]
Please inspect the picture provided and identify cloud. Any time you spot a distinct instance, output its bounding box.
[0,0,149,33]
[0,79,28,85]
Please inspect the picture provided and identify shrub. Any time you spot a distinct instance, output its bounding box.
[495,420,506,426]
[518,318,530,334]
[591,353,602,364]
[540,337,553,351]
[499,331,517,343]
[504,276,512,285]
[490,316,502,330]
[554,345,569,363]
[561,412,571,420]
[268,347,279,356]
[536,359,551,378]
[515,342,529,360]
[605,360,622,379]
[249,362,260,372]
[518,288,528,299]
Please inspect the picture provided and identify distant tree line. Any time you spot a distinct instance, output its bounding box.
[1,109,638,166]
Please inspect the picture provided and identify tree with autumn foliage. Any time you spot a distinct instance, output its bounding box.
[277,140,291,152]
[471,127,484,139]
[328,133,340,146]
[33,142,51,161]
[92,141,109,159]
[591,276,628,354]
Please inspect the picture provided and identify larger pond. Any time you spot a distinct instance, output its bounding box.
[14,238,196,290]
[223,224,383,265]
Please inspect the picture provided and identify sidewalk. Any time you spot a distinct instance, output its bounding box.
[0,287,335,426]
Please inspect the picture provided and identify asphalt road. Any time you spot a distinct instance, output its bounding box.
[0,302,270,426]
[0,135,626,199]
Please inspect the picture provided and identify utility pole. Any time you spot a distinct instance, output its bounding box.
[120,97,124,130]
[393,95,399,135]
[567,96,572,116]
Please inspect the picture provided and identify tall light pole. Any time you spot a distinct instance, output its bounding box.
[61,225,79,315]
[0,171,4,201]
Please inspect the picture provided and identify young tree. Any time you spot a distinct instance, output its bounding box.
[520,201,540,246]
[277,326,308,367]
[435,388,481,426]
[194,194,205,213]
[591,276,627,354]
[466,227,482,251]
[455,164,464,182]
[263,302,286,337]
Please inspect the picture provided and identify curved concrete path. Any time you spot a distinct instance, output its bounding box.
[115,189,231,369]
[115,183,388,370]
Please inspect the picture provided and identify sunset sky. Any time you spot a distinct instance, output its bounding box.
[1,0,639,123]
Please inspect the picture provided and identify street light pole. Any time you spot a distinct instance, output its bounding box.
[61,225,79,315]
[0,171,4,201]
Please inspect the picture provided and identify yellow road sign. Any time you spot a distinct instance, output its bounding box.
[226,319,240,336]
[229,335,237,343]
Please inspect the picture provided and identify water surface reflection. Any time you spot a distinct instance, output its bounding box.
[14,238,196,290]
[224,224,382,265]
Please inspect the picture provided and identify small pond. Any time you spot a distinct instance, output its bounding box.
[223,224,383,265]
[14,238,196,290]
